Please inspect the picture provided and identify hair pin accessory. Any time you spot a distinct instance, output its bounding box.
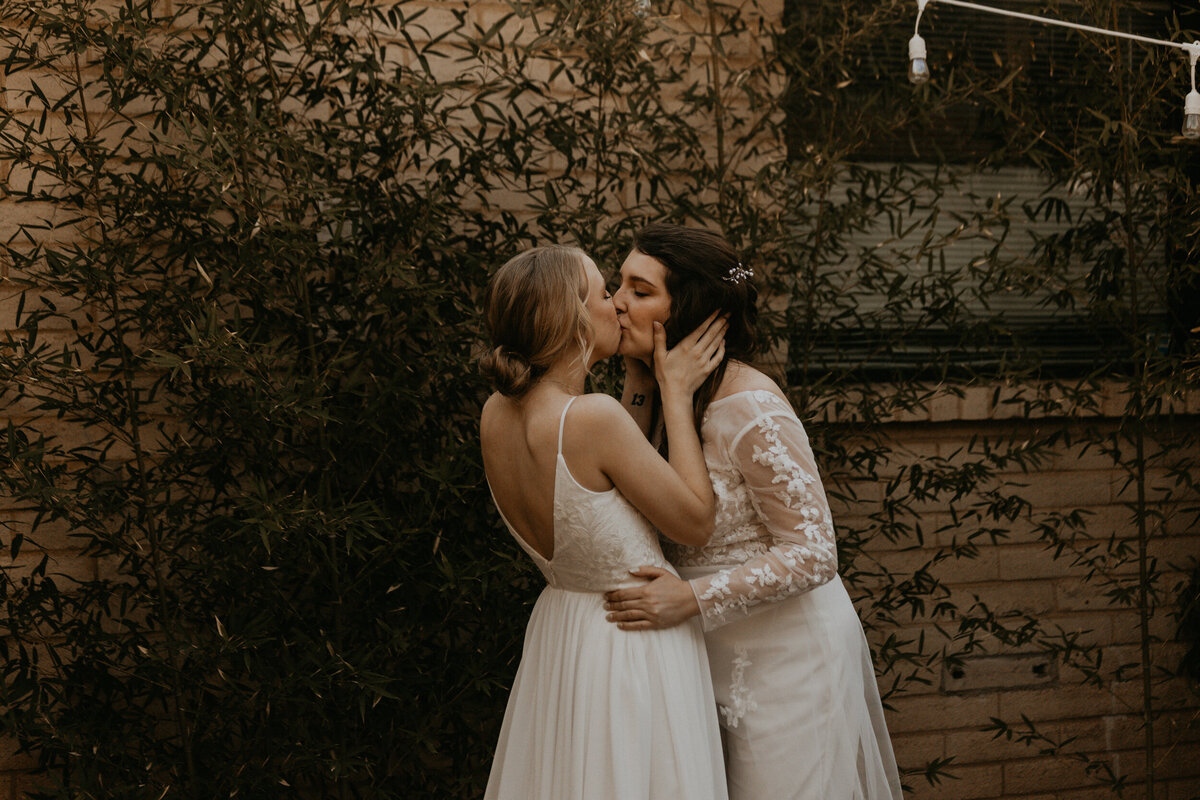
[723,262,754,285]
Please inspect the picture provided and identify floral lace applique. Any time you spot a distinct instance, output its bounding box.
[718,646,758,729]
[689,396,839,631]
[662,463,764,566]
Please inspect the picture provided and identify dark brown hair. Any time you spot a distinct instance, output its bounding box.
[632,223,758,431]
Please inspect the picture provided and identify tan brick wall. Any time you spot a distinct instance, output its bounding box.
[833,388,1200,799]
[2,2,1198,799]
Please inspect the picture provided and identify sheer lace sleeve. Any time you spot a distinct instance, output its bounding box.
[688,395,838,631]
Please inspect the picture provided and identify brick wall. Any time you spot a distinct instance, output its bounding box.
[2,2,1198,799]
[827,384,1200,799]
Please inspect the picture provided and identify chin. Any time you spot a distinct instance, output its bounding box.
[594,338,621,361]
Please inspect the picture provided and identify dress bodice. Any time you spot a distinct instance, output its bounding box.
[661,390,839,630]
[491,396,674,593]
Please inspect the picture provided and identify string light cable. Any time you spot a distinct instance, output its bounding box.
[908,0,1200,140]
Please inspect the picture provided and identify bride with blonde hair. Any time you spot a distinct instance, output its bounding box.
[478,244,730,800]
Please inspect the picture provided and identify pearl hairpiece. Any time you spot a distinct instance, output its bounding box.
[723,262,753,285]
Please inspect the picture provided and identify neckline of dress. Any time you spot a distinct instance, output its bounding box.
[706,388,785,408]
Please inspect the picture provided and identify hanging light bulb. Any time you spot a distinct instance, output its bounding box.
[908,0,931,85]
[903,5,1200,143]
[1185,44,1200,140]
[908,34,930,85]
[1184,90,1200,140]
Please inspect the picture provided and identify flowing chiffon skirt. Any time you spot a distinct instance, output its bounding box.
[484,586,728,800]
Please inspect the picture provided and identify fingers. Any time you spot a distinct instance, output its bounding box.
[603,591,656,616]
[603,596,646,612]
[690,338,725,383]
[606,566,662,601]
[660,315,727,375]
[674,311,718,346]
[617,620,659,631]
[679,311,724,351]
[688,310,722,344]
[685,315,729,378]
[698,323,726,363]
[695,314,728,351]
[604,588,643,603]
[619,618,657,633]
[652,319,667,362]
[605,572,695,630]
[710,340,726,367]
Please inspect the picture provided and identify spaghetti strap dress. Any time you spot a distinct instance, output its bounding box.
[484,396,728,800]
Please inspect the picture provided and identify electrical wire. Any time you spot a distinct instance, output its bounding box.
[924,0,1199,58]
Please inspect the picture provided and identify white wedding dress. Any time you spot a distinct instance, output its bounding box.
[484,397,728,800]
[663,390,904,800]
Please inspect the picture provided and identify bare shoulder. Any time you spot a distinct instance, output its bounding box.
[561,393,646,451]
[714,362,788,404]
[482,392,503,415]
[481,391,502,422]
[559,393,646,478]
[567,392,631,429]
[480,392,513,436]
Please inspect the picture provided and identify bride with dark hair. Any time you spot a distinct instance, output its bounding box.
[604,223,904,800]
[479,244,730,800]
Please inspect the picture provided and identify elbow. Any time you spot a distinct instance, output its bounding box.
[664,509,714,549]
[682,509,715,548]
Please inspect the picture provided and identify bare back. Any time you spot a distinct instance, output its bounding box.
[480,391,615,561]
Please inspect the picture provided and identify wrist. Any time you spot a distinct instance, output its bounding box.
[684,580,702,618]
[658,387,691,410]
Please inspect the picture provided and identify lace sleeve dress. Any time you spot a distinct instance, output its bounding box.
[662,390,904,800]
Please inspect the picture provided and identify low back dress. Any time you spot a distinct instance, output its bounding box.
[484,396,728,800]
[663,389,904,800]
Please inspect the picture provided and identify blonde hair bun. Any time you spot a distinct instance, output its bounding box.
[478,345,537,397]
[479,246,595,397]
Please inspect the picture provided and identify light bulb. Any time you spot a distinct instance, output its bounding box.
[908,34,930,85]
[1184,89,1200,140]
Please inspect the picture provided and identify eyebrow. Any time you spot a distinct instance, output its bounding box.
[627,275,658,288]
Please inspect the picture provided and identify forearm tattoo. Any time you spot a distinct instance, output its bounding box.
[631,393,646,407]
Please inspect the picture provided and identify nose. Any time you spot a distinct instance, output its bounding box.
[612,286,628,313]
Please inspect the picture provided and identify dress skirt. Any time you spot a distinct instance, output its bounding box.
[678,568,903,800]
[484,585,728,800]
